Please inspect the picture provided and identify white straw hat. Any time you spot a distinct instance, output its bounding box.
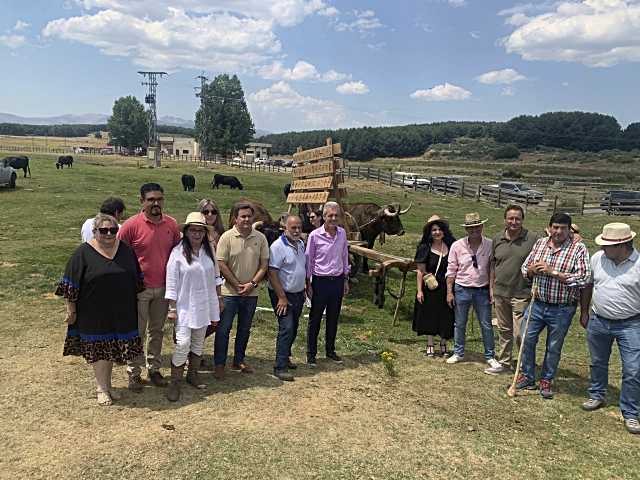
[595,222,636,246]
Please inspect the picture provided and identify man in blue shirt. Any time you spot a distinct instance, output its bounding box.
[268,215,307,381]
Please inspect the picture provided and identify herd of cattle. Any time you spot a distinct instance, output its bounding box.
[2,156,411,275]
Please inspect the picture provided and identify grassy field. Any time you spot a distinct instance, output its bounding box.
[0,134,108,149]
[2,153,640,479]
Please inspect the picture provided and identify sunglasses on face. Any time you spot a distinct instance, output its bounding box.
[98,227,119,235]
[202,209,218,215]
[471,254,478,269]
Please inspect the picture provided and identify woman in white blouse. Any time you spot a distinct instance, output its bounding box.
[165,212,223,402]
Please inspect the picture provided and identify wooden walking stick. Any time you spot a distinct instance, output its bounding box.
[507,280,538,398]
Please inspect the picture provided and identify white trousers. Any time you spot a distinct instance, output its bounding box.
[172,325,207,366]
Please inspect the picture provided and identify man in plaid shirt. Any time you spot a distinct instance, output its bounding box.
[516,212,591,399]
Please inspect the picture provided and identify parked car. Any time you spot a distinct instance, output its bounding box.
[254,158,267,165]
[394,172,430,187]
[283,160,294,168]
[489,181,544,203]
[0,158,17,189]
[272,159,285,167]
[600,190,640,214]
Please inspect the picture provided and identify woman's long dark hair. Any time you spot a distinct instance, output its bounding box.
[182,226,215,265]
[418,220,456,248]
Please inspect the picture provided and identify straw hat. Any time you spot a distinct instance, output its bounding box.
[595,222,636,246]
[461,212,487,227]
[425,214,448,231]
[180,212,213,232]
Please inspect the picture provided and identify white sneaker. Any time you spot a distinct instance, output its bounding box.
[446,354,463,364]
[484,358,506,375]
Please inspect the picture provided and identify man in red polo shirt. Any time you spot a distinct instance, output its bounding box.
[118,183,180,391]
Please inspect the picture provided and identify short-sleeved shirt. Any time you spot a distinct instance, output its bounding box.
[590,249,640,320]
[446,236,492,287]
[491,228,539,298]
[268,234,307,293]
[217,226,269,297]
[117,212,181,289]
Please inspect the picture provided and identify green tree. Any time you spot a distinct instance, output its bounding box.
[107,96,149,151]
[195,74,254,156]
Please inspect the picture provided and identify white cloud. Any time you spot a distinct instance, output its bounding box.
[334,9,383,35]
[14,20,30,31]
[0,34,26,49]
[336,81,369,95]
[502,0,640,67]
[476,68,526,85]
[367,41,386,51]
[448,0,467,7]
[248,81,348,128]
[501,86,515,96]
[318,6,339,16]
[562,81,570,87]
[259,60,350,82]
[470,31,480,39]
[43,1,339,71]
[410,83,472,101]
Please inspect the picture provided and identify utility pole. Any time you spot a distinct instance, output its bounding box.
[138,71,167,167]
[195,73,208,161]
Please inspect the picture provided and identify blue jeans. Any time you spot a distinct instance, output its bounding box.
[520,301,576,382]
[214,296,258,366]
[269,290,305,370]
[587,314,640,419]
[453,284,495,359]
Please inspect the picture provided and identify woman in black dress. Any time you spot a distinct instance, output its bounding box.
[56,214,143,406]
[413,215,456,357]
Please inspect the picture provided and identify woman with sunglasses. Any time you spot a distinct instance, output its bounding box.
[198,198,225,249]
[308,208,323,230]
[56,214,143,406]
[165,212,223,401]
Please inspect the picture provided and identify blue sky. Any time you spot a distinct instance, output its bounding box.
[2,0,640,132]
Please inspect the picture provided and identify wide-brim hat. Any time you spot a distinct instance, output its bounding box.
[180,212,214,232]
[425,214,449,231]
[595,222,636,246]
[461,212,487,227]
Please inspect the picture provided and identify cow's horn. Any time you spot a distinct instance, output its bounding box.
[399,202,413,215]
[252,221,264,229]
[383,206,398,217]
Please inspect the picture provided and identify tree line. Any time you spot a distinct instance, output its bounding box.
[0,121,194,139]
[259,112,640,160]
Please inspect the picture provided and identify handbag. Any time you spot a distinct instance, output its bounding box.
[423,248,443,291]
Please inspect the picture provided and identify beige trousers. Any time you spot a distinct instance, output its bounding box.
[494,295,530,368]
[127,287,168,376]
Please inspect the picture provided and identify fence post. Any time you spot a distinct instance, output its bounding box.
[460,179,464,198]
[553,195,558,213]
[608,194,612,215]
[367,167,371,180]
[476,185,481,202]
[389,171,393,187]
[348,165,351,178]
[430,177,434,193]
[581,189,586,216]
[357,165,361,178]
[377,168,381,183]
[525,195,529,215]
[497,188,502,208]
[444,178,448,196]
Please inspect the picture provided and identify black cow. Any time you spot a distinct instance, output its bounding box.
[181,174,196,192]
[212,174,243,190]
[283,183,291,199]
[345,202,412,272]
[56,155,74,169]
[5,156,30,177]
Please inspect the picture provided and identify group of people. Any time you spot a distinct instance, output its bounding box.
[55,185,640,435]
[413,204,640,435]
[56,183,349,405]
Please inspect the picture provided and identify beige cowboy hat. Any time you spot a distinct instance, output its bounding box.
[461,212,487,227]
[425,214,449,230]
[180,212,214,232]
[595,222,636,246]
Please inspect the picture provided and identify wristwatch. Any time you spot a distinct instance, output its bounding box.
[551,269,559,277]
[250,280,258,288]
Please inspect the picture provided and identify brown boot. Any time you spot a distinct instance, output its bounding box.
[186,353,207,389]
[166,363,185,402]
[214,364,225,380]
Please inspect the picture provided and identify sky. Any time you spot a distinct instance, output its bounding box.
[1,0,640,133]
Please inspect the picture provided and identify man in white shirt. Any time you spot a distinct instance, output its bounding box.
[579,222,640,435]
[81,197,125,242]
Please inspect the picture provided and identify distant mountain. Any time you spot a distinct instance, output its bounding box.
[0,112,195,128]
[255,129,270,138]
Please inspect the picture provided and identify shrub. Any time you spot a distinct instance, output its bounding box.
[493,145,520,160]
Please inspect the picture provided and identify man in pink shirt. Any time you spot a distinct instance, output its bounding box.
[118,183,181,391]
[305,202,350,366]
[445,212,499,370]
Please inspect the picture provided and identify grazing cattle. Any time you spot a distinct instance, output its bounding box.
[181,174,196,192]
[5,156,30,177]
[344,202,412,272]
[228,199,282,245]
[283,183,291,199]
[56,155,74,169]
[212,174,243,190]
